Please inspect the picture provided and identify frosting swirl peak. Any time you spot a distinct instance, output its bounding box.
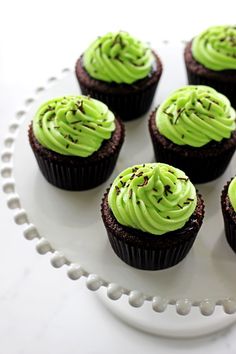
[192,25,236,71]
[156,85,236,147]
[108,163,197,235]
[83,31,154,84]
[33,96,115,157]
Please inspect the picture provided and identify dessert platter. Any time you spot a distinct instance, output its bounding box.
[2,40,236,338]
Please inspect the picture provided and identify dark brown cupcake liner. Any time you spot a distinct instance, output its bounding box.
[29,119,124,191]
[78,81,159,121]
[184,41,236,109]
[75,52,163,121]
[149,110,236,184]
[221,181,236,253]
[101,191,205,270]
[32,150,120,190]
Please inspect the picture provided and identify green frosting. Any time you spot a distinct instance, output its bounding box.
[33,96,115,157]
[156,85,236,147]
[108,163,197,235]
[83,31,154,84]
[228,177,236,211]
[192,25,236,71]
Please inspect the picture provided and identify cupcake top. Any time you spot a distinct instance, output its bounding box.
[83,31,154,84]
[32,95,115,157]
[192,25,236,71]
[108,163,197,235]
[155,85,236,147]
[228,177,236,211]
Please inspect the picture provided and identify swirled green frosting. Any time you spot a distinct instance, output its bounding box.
[228,177,236,211]
[108,163,197,235]
[83,31,154,84]
[156,85,236,147]
[33,96,115,157]
[192,25,236,71]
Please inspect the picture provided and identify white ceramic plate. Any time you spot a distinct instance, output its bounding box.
[2,42,236,334]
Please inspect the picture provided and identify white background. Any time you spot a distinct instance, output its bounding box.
[1,1,236,353]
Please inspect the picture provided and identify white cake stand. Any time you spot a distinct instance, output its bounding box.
[2,42,236,338]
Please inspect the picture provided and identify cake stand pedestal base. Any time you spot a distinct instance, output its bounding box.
[96,289,236,338]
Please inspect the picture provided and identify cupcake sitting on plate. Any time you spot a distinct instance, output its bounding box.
[29,95,125,190]
[149,85,236,183]
[101,162,204,270]
[221,177,236,253]
[75,31,162,121]
[184,25,236,108]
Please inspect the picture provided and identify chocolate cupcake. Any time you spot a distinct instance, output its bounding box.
[101,163,204,270]
[75,31,162,121]
[29,95,124,190]
[184,25,236,108]
[221,177,236,253]
[149,85,236,183]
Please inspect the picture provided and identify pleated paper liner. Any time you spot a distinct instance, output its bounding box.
[101,192,205,270]
[221,181,236,253]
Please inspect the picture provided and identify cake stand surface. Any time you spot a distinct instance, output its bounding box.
[96,288,236,338]
[2,42,236,338]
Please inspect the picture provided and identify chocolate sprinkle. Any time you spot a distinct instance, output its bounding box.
[136,171,143,177]
[163,109,174,118]
[115,186,120,195]
[129,189,133,199]
[138,176,149,187]
[174,108,185,124]
[132,167,139,173]
[84,124,95,130]
[164,185,172,195]
[76,100,85,113]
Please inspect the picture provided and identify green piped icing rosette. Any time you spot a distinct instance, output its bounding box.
[83,31,154,84]
[156,85,236,147]
[108,163,197,235]
[228,177,236,212]
[192,25,236,71]
[33,96,115,157]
